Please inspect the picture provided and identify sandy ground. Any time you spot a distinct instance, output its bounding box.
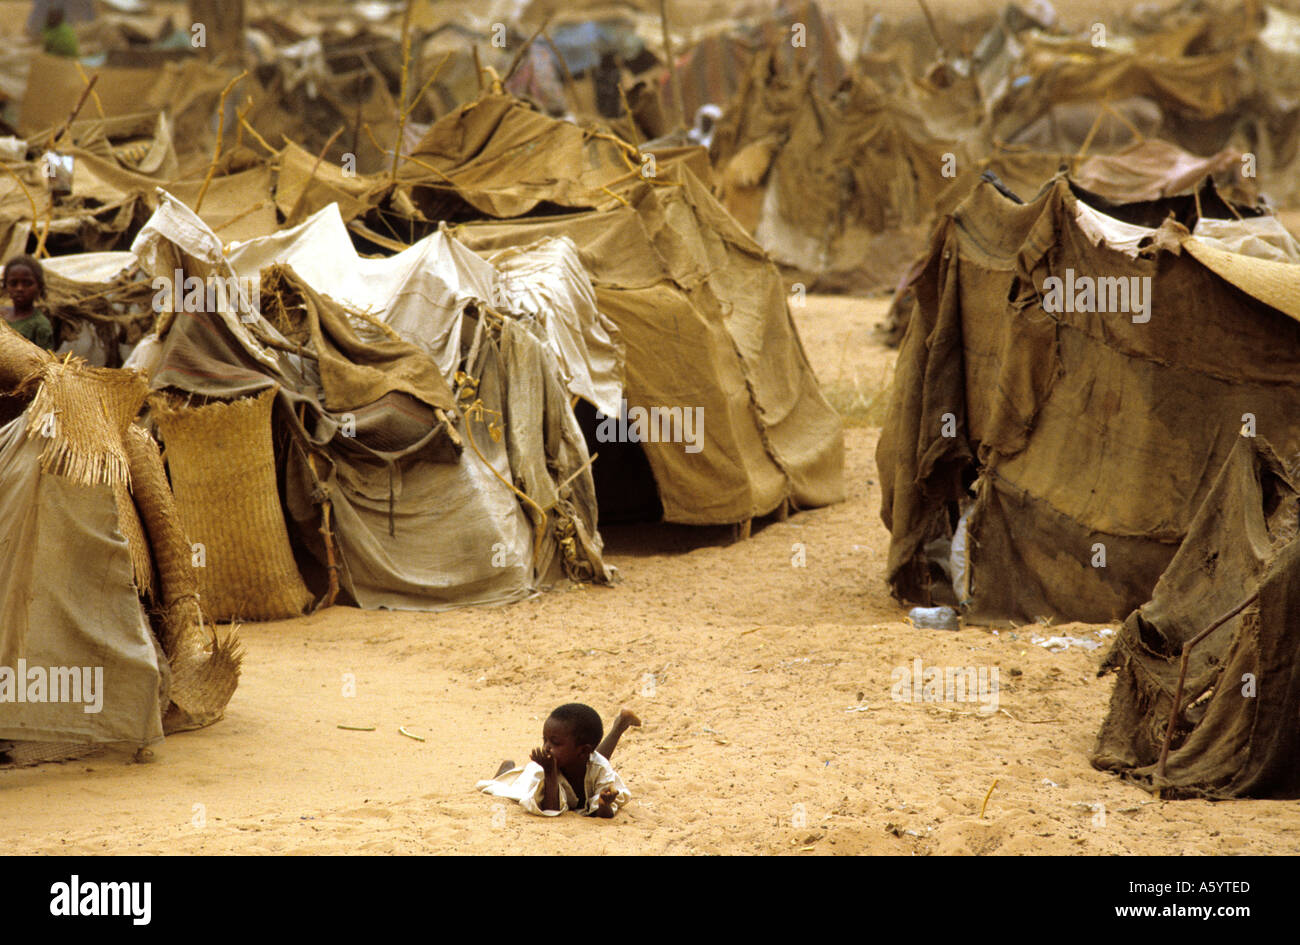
[4,294,1300,856]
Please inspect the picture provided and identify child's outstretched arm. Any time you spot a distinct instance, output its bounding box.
[529,747,561,812]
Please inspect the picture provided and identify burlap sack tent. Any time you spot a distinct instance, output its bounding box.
[878,173,1300,625]
[416,94,845,527]
[1092,436,1300,799]
[709,47,962,294]
[0,328,240,758]
[125,191,614,617]
[881,137,1266,345]
[272,91,844,529]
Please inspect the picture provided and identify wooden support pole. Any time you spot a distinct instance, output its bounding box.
[658,0,686,130]
[1154,591,1261,785]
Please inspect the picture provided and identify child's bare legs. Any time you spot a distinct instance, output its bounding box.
[596,708,641,759]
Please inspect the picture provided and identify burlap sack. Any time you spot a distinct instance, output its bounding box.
[152,387,313,621]
[13,355,154,596]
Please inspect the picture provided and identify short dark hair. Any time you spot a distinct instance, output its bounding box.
[549,703,603,748]
[4,254,45,294]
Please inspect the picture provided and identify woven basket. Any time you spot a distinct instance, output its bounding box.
[124,425,200,649]
[152,387,313,621]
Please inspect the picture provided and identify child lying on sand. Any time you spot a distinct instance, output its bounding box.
[477,704,640,818]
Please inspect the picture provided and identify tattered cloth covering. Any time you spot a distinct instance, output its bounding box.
[933,139,1253,222]
[400,93,633,218]
[1092,437,1300,798]
[133,193,608,611]
[228,202,622,418]
[1072,139,1250,205]
[0,412,164,745]
[266,93,843,525]
[711,53,961,290]
[231,215,615,591]
[460,168,845,524]
[878,176,1300,623]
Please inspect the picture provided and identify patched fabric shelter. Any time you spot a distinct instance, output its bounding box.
[1093,436,1300,798]
[878,175,1300,624]
[127,193,615,616]
[274,92,845,527]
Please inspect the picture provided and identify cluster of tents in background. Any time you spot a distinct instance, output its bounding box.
[3,0,1300,798]
[0,0,849,761]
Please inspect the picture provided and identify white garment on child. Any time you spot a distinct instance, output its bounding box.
[476,751,629,816]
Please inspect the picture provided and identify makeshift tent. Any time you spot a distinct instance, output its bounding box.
[0,328,240,757]
[711,49,965,292]
[457,178,844,525]
[878,175,1300,624]
[1092,436,1300,798]
[126,192,614,616]
[882,139,1262,344]
[270,92,844,527]
[225,202,622,417]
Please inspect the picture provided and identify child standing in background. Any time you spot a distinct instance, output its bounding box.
[2,255,55,350]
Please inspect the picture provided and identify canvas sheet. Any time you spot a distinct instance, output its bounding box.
[227,203,624,416]
[879,177,1300,622]
[0,415,163,745]
[1093,437,1300,798]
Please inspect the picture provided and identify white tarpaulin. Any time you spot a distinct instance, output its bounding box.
[225,203,624,415]
[123,193,611,613]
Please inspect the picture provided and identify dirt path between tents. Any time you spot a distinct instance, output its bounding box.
[4,295,1299,855]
